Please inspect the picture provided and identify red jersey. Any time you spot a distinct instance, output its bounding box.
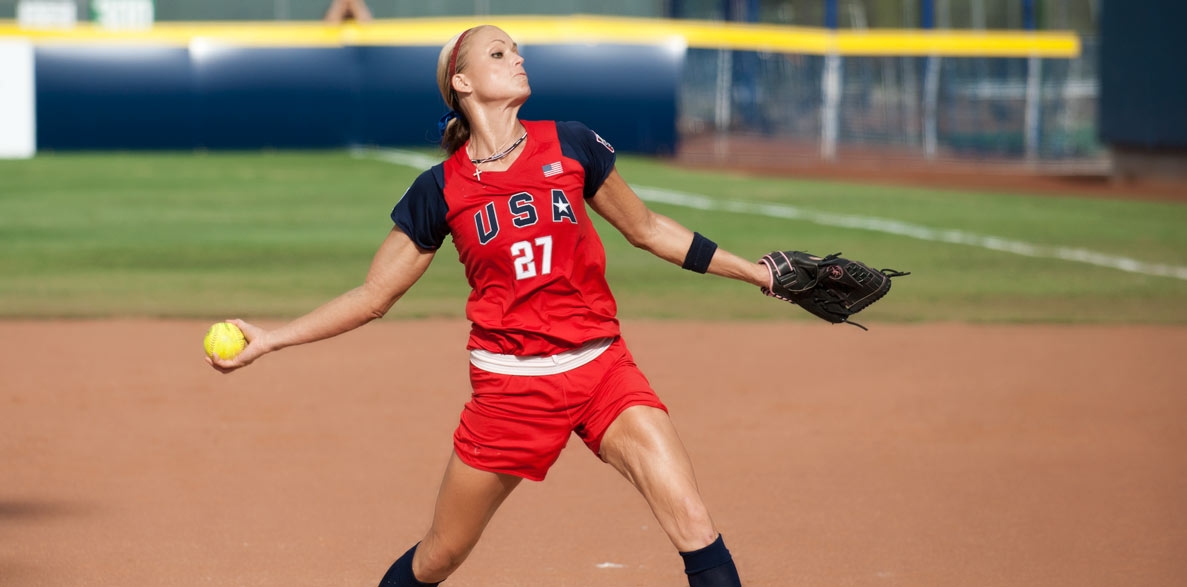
[391,120,621,356]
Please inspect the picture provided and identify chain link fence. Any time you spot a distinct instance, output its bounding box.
[680,37,1100,168]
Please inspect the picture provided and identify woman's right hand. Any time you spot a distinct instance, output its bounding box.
[203,228,437,376]
[206,318,270,374]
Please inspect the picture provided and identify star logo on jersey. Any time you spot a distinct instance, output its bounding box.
[542,161,563,178]
[554,198,571,216]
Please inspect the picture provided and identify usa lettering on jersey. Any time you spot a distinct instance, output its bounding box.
[472,188,577,245]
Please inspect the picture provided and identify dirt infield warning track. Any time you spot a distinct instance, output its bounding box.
[2,320,1185,587]
[673,135,1187,203]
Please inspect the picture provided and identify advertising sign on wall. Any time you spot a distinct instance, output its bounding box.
[91,0,155,30]
[16,0,77,28]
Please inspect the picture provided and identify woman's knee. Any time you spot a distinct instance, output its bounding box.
[413,533,476,582]
[669,492,719,545]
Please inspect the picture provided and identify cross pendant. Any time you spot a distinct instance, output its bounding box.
[473,167,482,181]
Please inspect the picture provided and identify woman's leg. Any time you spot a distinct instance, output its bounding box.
[415,452,522,581]
[381,451,522,585]
[599,405,742,586]
[599,405,717,550]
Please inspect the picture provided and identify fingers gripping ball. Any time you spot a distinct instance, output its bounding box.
[760,251,909,330]
[204,322,246,360]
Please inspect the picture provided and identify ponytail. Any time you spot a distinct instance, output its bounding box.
[436,27,481,155]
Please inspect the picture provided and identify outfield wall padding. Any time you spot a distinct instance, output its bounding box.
[34,43,681,154]
[1099,0,1187,149]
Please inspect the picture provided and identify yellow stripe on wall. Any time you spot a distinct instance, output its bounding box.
[0,15,1081,58]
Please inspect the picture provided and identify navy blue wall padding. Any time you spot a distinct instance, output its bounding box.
[519,44,681,155]
[33,43,681,154]
[1099,0,1187,148]
[354,46,445,148]
[36,45,196,150]
[193,46,356,149]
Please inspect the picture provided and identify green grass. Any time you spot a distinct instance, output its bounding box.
[2,150,1186,324]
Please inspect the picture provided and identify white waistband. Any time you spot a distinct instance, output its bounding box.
[469,337,614,376]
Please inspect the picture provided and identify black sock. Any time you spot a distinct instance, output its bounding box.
[679,534,742,587]
[378,543,440,587]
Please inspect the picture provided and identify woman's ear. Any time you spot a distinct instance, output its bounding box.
[451,73,471,95]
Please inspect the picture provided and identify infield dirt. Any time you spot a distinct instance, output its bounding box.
[2,319,1184,586]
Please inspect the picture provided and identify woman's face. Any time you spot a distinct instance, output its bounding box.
[455,26,530,106]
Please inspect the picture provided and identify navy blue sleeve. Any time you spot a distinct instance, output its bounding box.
[390,165,450,250]
[556,120,617,199]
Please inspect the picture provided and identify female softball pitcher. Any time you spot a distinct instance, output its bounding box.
[209,25,774,586]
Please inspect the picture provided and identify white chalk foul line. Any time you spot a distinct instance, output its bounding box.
[634,186,1187,280]
[354,146,442,171]
[356,148,1187,281]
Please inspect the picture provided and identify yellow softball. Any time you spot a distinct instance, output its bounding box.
[203,322,246,360]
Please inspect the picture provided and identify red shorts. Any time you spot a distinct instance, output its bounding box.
[453,337,667,481]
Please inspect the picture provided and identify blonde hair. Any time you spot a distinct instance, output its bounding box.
[436,26,487,154]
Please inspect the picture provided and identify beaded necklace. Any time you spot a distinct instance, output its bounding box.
[470,130,527,181]
[470,131,528,165]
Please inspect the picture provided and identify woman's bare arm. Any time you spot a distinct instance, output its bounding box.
[207,227,436,373]
[587,168,769,288]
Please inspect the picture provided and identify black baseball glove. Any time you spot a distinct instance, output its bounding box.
[760,251,909,330]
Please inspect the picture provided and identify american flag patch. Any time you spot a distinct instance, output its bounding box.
[542,161,563,177]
